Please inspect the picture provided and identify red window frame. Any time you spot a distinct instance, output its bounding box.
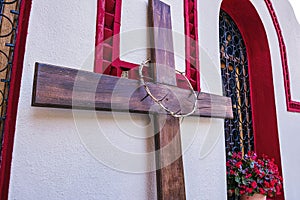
[95,0,200,91]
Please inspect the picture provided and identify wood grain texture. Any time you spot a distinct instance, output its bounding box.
[154,115,185,200]
[149,1,186,199]
[149,0,176,85]
[32,63,233,119]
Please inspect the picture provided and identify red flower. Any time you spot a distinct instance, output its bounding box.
[254,168,260,174]
[245,173,252,178]
[276,186,281,192]
[270,179,276,187]
[226,151,283,198]
[251,181,257,188]
[264,181,270,188]
[246,188,253,194]
[259,172,265,178]
[268,191,274,197]
[235,161,242,168]
[259,188,265,194]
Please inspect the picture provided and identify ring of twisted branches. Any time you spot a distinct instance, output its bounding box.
[138,59,197,118]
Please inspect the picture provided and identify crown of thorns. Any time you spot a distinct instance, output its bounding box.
[138,59,197,118]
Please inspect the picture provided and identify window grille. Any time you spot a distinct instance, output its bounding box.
[0,0,21,161]
[219,10,254,155]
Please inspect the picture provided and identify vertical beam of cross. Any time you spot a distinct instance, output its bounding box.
[149,0,186,199]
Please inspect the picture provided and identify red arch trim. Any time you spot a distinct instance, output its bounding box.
[264,0,300,112]
[221,0,284,199]
[0,1,33,199]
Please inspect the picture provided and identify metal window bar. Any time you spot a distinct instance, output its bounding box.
[0,3,3,24]
[219,10,254,199]
[0,0,21,162]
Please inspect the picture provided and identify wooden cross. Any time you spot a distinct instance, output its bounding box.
[150,0,190,199]
[32,0,233,199]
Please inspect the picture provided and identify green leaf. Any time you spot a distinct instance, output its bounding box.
[242,177,246,184]
[235,188,240,196]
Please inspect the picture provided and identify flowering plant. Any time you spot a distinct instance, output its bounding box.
[226,151,283,197]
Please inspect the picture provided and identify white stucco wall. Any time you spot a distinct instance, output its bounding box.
[283,1,300,102]
[9,0,227,200]
[120,0,186,72]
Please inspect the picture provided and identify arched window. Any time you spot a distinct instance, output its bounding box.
[219,0,285,198]
[219,10,254,155]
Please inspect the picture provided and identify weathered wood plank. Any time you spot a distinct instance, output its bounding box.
[32,63,233,119]
[149,0,176,85]
[149,1,186,199]
[154,114,186,200]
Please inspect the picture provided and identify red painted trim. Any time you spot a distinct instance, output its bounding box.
[94,0,137,77]
[0,0,32,199]
[95,0,200,91]
[94,0,105,73]
[221,1,284,199]
[183,0,200,91]
[264,0,300,113]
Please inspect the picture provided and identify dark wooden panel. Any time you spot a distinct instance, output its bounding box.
[149,0,176,85]
[154,115,185,200]
[32,63,233,119]
[149,0,186,199]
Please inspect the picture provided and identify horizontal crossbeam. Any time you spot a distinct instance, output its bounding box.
[32,63,233,119]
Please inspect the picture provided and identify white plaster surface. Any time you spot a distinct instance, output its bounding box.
[120,0,186,72]
[9,0,227,199]
[276,0,300,102]
[288,0,300,24]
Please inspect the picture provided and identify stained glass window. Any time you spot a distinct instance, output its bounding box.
[219,10,254,156]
